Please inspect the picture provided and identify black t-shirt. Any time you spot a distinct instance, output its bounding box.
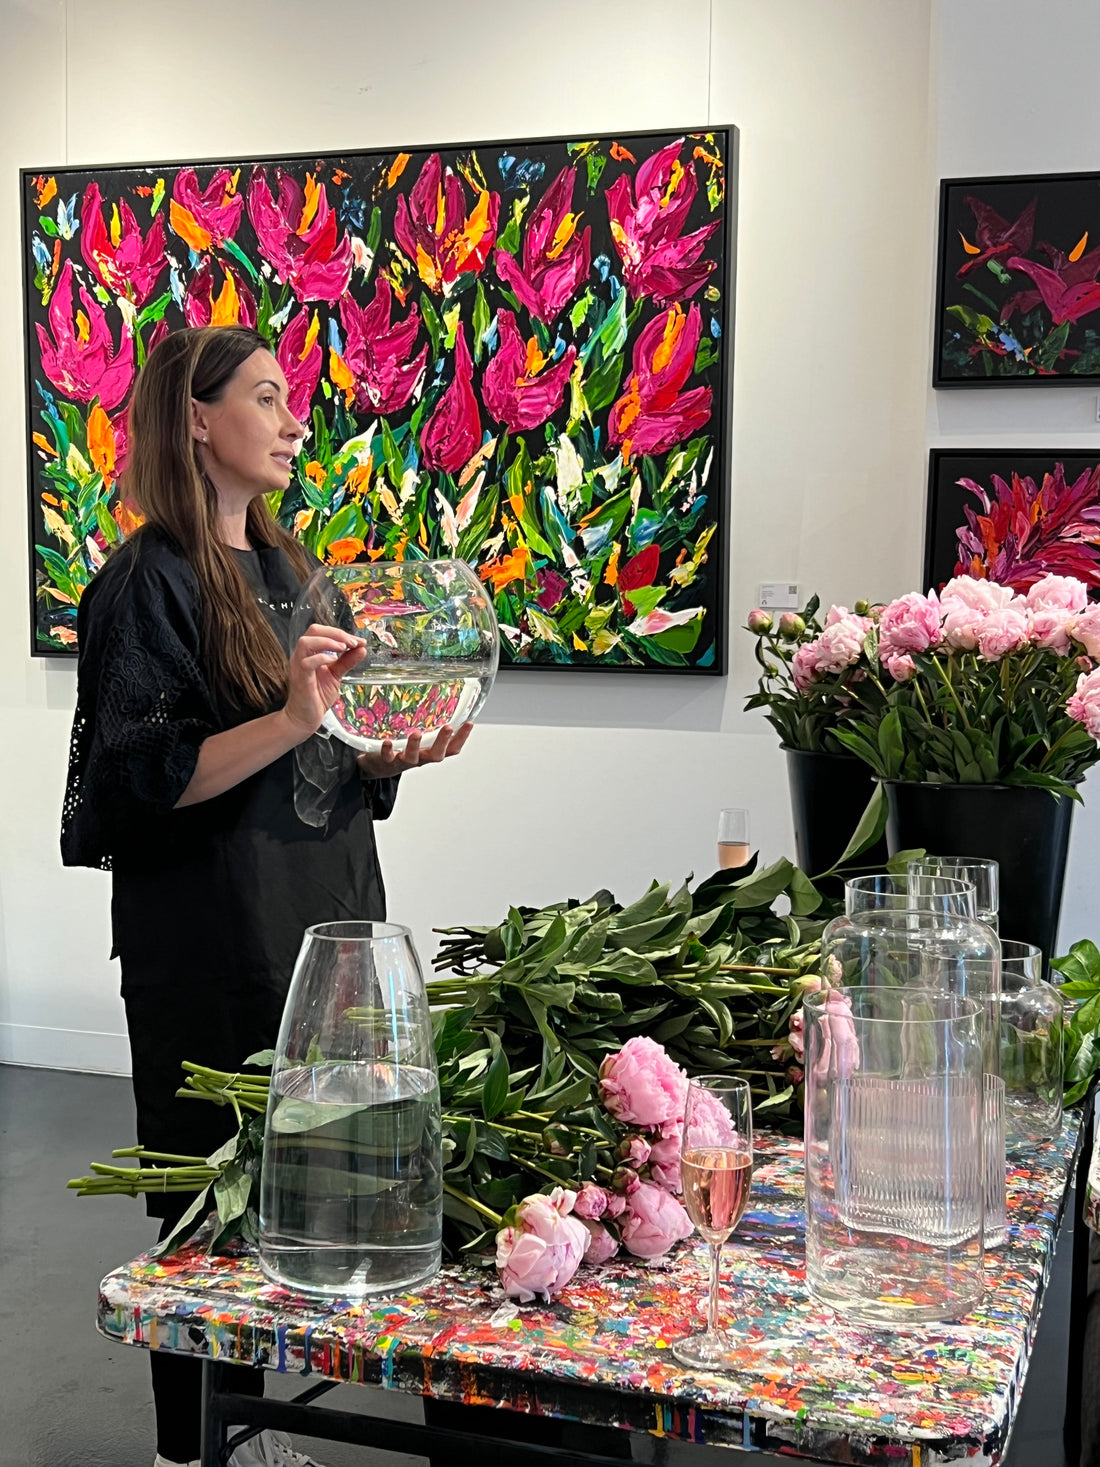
[61,527,396,995]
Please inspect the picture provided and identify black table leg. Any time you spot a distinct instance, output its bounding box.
[1066,1095,1096,1467]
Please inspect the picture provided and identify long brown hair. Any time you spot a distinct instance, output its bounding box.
[124,326,311,710]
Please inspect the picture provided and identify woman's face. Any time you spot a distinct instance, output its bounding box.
[191,348,303,496]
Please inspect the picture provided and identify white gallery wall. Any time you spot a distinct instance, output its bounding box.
[0,0,1090,1074]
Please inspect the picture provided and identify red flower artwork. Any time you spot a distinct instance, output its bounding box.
[605,139,719,305]
[608,303,712,460]
[80,182,167,305]
[247,167,352,304]
[36,259,135,409]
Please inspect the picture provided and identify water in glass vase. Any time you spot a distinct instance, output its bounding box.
[325,662,491,753]
[259,1061,442,1299]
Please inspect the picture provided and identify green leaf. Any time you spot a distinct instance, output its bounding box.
[730,858,796,910]
[877,709,904,778]
[213,1161,251,1225]
[472,282,491,364]
[482,1035,509,1120]
[829,783,887,870]
[613,882,670,928]
[150,1183,213,1258]
[788,867,823,916]
[243,1049,276,1068]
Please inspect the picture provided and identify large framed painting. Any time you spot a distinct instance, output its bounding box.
[22,128,735,670]
[934,170,1100,386]
[924,448,1100,595]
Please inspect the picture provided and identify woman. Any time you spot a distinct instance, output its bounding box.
[61,324,471,1467]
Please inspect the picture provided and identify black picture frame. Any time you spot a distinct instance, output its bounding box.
[933,170,1100,388]
[22,125,737,671]
[924,447,1100,594]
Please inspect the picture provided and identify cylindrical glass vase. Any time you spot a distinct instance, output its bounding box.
[258,921,442,1300]
[804,987,986,1324]
[844,873,977,918]
[1000,973,1064,1145]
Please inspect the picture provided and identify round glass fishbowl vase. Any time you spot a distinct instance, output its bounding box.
[291,559,499,754]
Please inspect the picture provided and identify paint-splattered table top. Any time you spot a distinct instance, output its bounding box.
[98,1120,1082,1465]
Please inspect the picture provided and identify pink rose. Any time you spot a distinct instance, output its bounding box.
[572,1182,609,1221]
[1068,667,1100,741]
[1071,605,1100,659]
[599,1037,687,1129]
[976,604,1029,661]
[1027,575,1089,614]
[579,1219,619,1265]
[647,1133,682,1193]
[791,640,823,692]
[618,1135,651,1168]
[1029,606,1075,655]
[496,1189,588,1303]
[883,652,916,682]
[620,1181,694,1260]
[878,592,943,659]
[814,614,868,675]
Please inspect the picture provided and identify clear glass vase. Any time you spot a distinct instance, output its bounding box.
[1000,970,1064,1145]
[291,559,500,753]
[804,987,986,1324]
[844,872,977,918]
[258,921,442,1300]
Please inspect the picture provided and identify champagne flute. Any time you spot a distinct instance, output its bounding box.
[717,809,750,870]
[672,1076,753,1370]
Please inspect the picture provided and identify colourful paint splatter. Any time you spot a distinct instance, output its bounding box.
[24,133,731,670]
[97,1121,1083,1463]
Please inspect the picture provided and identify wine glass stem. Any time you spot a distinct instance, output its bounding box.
[707,1241,723,1338]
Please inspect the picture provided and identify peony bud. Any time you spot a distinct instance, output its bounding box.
[854,599,871,615]
[777,611,806,639]
[747,608,773,634]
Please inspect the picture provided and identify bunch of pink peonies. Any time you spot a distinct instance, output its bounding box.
[494,1036,700,1302]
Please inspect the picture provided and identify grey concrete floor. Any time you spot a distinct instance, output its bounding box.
[0,1063,1078,1467]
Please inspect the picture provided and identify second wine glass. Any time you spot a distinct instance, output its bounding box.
[672,1075,753,1371]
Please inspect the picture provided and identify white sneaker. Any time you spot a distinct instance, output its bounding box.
[228,1430,326,1466]
[153,1457,200,1466]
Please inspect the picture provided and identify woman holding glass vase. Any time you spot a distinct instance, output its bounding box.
[60,327,473,1467]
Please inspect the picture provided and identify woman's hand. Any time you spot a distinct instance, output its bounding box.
[282,623,365,741]
[357,722,474,777]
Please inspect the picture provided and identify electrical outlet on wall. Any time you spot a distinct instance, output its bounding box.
[758,582,801,610]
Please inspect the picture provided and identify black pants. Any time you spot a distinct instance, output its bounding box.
[150,1202,265,1465]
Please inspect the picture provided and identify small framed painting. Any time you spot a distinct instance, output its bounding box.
[934,171,1100,386]
[924,448,1100,594]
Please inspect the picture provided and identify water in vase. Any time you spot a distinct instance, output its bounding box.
[259,1061,442,1298]
[325,661,491,753]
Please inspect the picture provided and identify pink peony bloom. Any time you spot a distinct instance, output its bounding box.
[599,1036,687,1130]
[572,1182,609,1221]
[747,608,773,634]
[579,1220,619,1266]
[878,592,943,665]
[603,1191,627,1219]
[792,641,822,692]
[686,1085,738,1150]
[1029,606,1075,655]
[814,614,868,675]
[976,603,1030,660]
[620,1181,694,1260]
[788,1010,805,1058]
[496,1188,587,1303]
[647,1133,682,1194]
[618,1135,651,1168]
[1026,574,1089,614]
[1068,667,1100,741]
[939,575,1017,613]
[612,1165,642,1197]
[1071,605,1100,659]
[883,652,916,682]
[815,990,861,1079]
